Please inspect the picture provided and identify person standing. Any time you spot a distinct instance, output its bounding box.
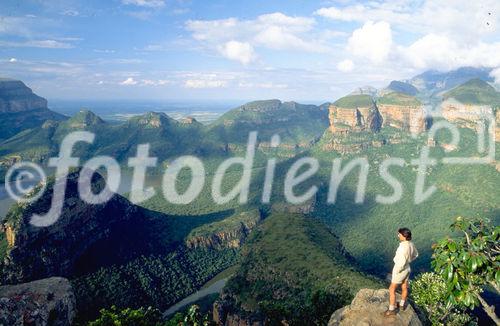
[384,227,419,316]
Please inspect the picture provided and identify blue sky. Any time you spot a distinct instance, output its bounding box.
[0,0,499,102]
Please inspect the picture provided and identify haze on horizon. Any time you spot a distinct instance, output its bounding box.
[0,0,499,103]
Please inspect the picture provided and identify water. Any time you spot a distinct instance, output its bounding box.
[163,277,229,317]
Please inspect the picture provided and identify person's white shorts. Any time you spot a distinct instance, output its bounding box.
[391,266,410,284]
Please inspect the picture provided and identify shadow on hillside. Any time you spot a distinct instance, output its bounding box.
[72,208,235,277]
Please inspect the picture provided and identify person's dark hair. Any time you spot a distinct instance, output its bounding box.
[398,227,412,240]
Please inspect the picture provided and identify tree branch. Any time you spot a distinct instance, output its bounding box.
[477,293,500,326]
[489,281,500,294]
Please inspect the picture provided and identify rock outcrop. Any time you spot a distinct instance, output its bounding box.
[378,104,427,134]
[328,102,383,133]
[185,210,263,249]
[328,289,422,326]
[0,277,75,326]
[441,99,499,142]
[329,92,427,135]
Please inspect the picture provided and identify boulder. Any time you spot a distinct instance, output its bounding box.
[328,288,422,326]
[0,277,75,326]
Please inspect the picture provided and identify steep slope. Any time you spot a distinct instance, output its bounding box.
[0,78,66,141]
[0,168,247,321]
[311,125,500,277]
[443,78,500,106]
[0,168,175,283]
[213,212,382,325]
[328,95,378,133]
[377,92,427,133]
[208,100,329,151]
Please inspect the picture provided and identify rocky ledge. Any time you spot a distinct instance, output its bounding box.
[0,277,75,326]
[328,288,423,326]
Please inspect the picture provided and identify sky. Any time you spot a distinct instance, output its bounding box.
[0,0,499,103]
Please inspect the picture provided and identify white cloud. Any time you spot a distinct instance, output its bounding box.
[122,0,165,8]
[238,82,288,89]
[401,35,500,70]
[316,0,499,43]
[490,68,500,84]
[185,12,329,64]
[337,59,354,72]
[120,77,138,85]
[347,21,392,64]
[315,4,410,25]
[141,79,170,86]
[9,58,18,63]
[217,41,256,65]
[0,39,74,49]
[185,79,227,89]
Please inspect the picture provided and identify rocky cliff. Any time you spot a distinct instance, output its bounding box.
[185,210,263,249]
[328,94,426,135]
[0,168,167,284]
[0,78,65,141]
[378,104,427,134]
[328,102,383,133]
[441,99,499,142]
[328,288,423,326]
[0,277,75,326]
[0,78,48,113]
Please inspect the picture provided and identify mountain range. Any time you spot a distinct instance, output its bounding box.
[0,66,499,324]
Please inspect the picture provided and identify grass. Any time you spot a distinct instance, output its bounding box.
[333,94,373,108]
[377,92,421,106]
[443,78,500,106]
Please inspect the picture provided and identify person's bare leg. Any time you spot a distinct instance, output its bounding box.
[401,277,408,301]
[384,282,399,316]
[389,282,398,308]
[399,277,409,309]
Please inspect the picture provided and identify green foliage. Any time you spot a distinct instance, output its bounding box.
[0,232,7,260]
[88,305,164,326]
[165,304,214,326]
[431,217,499,310]
[186,209,260,240]
[377,92,421,106]
[209,100,329,147]
[412,272,476,326]
[72,247,239,322]
[443,78,500,106]
[223,213,382,324]
[333,94,373,108]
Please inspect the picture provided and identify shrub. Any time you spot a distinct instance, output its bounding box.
[412,272,476,326]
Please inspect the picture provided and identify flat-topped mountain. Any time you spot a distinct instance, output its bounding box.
[440,78,500,142]
[0,78,65,141]
[328,93,426,135]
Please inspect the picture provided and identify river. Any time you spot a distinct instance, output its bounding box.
[163,277,229,318]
